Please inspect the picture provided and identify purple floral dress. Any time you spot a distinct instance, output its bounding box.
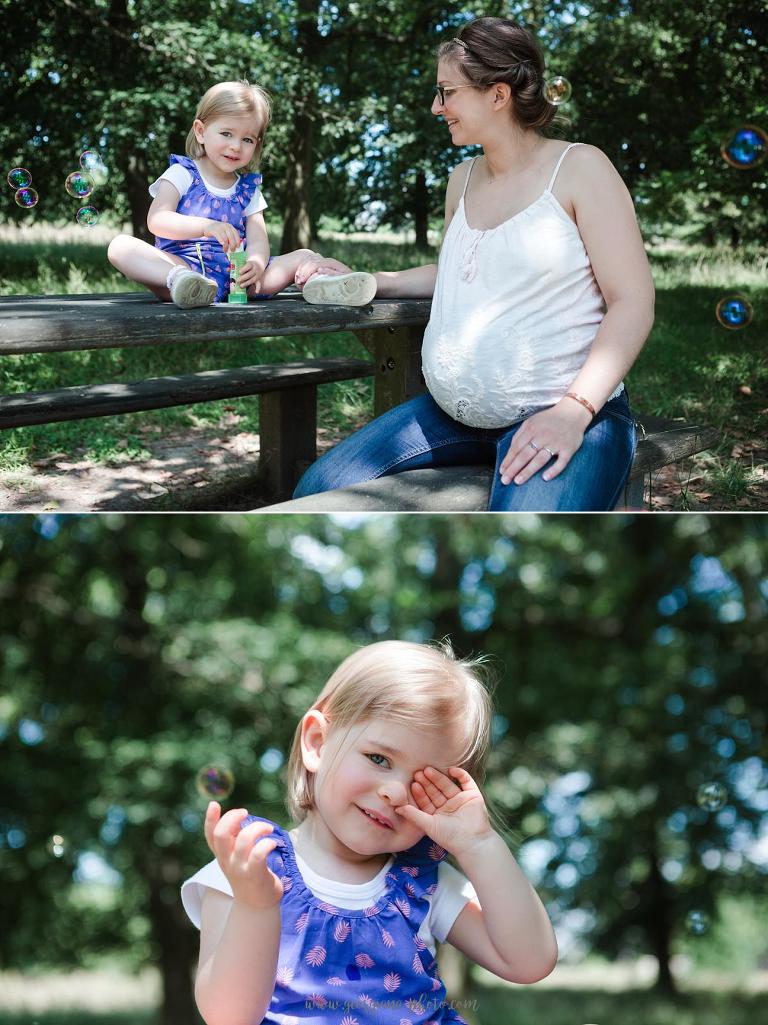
[240,815,469,1025]
[153,154,262,301]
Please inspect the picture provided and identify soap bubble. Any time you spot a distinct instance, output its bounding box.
[79,150,108,187]
[697,781,727,811]
[685,909,710,936]
[79,149,101,172]
[720,125,767,169]
[47,833,67,858]
[715,294,753,330]
[195,765,234,799]
[14,187,39,209]
[545,76,572,105]
[65,171,95,199]
[7,167,32,189]
[76,204,100,227]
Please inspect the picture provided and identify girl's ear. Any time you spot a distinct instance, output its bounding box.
[192,118,206,144]
[300,710,329,773]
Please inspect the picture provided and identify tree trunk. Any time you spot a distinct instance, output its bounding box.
[147,857,203,1025]
[107,0,152,241]
[280,0,321,252]
[280,105,316,252]
[646,826,677,993]
[413,170,430,251]
[126,151,152,241]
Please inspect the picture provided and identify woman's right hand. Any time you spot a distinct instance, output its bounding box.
[204,802,284,910]
[203,219,242,253]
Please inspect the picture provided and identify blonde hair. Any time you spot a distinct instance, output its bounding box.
[186,80,271,171]
[286,640,495,824]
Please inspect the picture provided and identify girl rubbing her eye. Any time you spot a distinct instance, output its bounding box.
[181,640,557,1025]
[294,16,655,511]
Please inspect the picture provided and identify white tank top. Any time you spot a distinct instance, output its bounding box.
[422,143,623,428]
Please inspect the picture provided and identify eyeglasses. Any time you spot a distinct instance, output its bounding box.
[434,84,477,106]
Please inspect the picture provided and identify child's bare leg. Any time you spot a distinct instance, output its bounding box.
[107,235,189,300]
[255,249,319,295]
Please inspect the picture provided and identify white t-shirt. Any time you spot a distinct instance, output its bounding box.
[148,161,267,218]
[181,851,476,957]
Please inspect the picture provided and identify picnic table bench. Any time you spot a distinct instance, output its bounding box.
[0,292,719,509]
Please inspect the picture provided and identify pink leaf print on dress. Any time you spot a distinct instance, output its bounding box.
[275,966,294,986]
[406,998,425,1013]
[413,935,427,951]
[294,912,309,932]
[399,1020,414,1025]
[281,876,293,893]
[393,897,411,917]
[363,905,379,917]
[404,882,417,898]
[327,977,346,986]
[401,865,419,877]
[428,842,446,860]
[355,953,375,968]
[381,928,395,948]
[305,945,326,967]
[334,920,351,943]
[309,994,327,1008]
[340,1017,359,1025]
[384,972,401,992]
[358,994,376,1009]
[318,901,340,914]
[412,952,426,974]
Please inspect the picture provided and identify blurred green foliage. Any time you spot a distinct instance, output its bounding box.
[0,513,766,1023]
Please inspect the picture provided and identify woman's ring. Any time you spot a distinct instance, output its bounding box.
[544,447,556,457]
[528,441,540,451]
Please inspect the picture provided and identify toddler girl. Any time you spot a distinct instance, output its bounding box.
[108,81,376,309]
[181,640,557,1025]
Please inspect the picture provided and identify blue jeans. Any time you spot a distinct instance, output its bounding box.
[293,391,637,511]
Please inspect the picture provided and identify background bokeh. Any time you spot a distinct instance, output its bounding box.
[0,512,766,1025]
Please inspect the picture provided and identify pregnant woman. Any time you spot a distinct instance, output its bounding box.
[294,16,655,510]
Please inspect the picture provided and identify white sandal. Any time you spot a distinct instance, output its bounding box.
[302,272,377,307]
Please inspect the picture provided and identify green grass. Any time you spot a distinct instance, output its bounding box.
[0,985,765,1025]
[469,981,768,1025]
[1,235,765,508]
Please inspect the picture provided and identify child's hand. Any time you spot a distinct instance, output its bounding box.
[204,802,284,911]
[294,255,353,288]
[238,257,265,290]
[203,219,242,253]
[394,766,494,857]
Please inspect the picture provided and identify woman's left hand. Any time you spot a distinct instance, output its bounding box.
[498,400,593,487]
[395,765,493,856]
[294,255,353,288]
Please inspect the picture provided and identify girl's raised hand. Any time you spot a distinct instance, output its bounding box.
[204,802,284,911]
[394,766,494,857]
[203,219,242,253]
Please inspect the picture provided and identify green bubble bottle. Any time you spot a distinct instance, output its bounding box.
[228,250,248,304]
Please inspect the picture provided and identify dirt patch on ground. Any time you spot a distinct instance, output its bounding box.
[0,425,268,512]
[1,425,764,513]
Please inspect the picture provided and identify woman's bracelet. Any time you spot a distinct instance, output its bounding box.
[563,392,596,418]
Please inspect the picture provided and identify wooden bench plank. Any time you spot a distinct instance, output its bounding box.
[262,418,721,512]
[0,292,433,355]
[0,357,373,428]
